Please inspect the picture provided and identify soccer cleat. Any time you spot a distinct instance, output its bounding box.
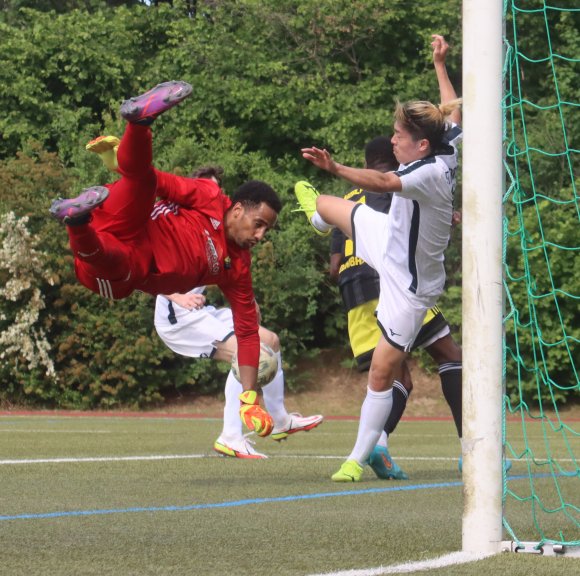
[213,435,267,460]
[270,413,324,441]
[293,181,330,236]
[458,456,513,473]
[86,135,120,172]
[120,80,193,125]
[239,390,274,437]
[49,186,109,225]
[368,445,408,480]
[331,459,364,482]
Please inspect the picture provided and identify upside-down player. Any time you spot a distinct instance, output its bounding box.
[49,81,279,437]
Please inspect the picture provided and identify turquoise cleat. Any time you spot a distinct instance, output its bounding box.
[368,446,408,480]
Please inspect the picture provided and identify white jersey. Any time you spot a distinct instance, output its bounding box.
[387,124,462,297]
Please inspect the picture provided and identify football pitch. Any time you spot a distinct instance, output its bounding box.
[0,414,576,575]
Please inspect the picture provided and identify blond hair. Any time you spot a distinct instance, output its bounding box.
[394,98,462,149]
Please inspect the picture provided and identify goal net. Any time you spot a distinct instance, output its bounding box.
[502,0,579,554]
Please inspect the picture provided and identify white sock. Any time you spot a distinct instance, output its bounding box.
[348,387,393,465]
[220,370,243,440]
[261,351,290,427]
[311,211,334,233]
[377,430,388,449]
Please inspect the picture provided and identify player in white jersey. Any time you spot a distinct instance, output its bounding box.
[155,287,324,459]
[296,35,462,481]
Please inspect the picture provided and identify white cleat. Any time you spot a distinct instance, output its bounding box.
[271,413,324,441]
[213,434,267,459]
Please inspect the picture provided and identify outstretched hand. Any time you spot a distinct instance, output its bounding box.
[431,34,449,65]
[167,292,206,310]
[301,147,337,173]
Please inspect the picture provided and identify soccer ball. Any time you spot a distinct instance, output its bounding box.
[231,342,278,386]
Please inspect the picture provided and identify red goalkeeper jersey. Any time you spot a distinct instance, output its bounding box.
[140,172,259,368]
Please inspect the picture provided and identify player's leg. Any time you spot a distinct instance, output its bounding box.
[213,336,266,458]
[332,256,431,481]
[332,337,406,482]
[154,300,266,459]
[90,80,193,238]
[369,360,411,480]
[428,333,510,474]
[57,122,156,255]
[51,83,191,295]
[316,194,355,238]
[425,332,462,439]
[294,181,362,239]
[347,299,409,479]
[256,327,324,441]
[215,325,323,441]
[50,184,144,299]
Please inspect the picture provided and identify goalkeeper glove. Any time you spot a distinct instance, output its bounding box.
[239,390,274,437]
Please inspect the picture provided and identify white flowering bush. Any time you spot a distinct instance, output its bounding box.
[0,211,57,382]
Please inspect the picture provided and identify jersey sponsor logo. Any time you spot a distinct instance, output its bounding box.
[338,255,367,274]
[344,188,364,201]
[204,230,220,275]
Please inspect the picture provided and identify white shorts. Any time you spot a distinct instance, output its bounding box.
[352,204,437,352]
[154,296,234,358]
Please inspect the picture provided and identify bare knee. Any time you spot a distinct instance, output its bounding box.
[368,359,403,392]
[258,326,280,353]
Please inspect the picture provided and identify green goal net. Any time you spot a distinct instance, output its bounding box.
[502,0,579,553]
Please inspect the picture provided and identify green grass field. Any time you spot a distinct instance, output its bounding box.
[0,414,577,575]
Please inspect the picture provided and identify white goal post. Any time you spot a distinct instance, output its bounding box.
[461,0,505,554]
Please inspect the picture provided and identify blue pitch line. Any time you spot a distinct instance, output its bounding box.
[0,473,560,522]
[0,481,462,522]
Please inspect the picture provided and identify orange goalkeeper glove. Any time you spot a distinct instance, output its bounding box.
[239,390,274,437]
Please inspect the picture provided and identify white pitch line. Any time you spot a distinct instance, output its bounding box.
[0,429,111,434]
[0,454,206,465]
[0,454,575,466]
[306,551,494,576]
[0,454,460,466]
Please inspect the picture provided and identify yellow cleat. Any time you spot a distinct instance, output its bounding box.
[293,181,330,236]
[331,459,364,482]
[86,135,120,172]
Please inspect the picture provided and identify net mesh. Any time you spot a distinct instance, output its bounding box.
[502,0,579,548]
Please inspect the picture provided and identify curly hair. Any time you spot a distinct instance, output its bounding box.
[232,180,282,214]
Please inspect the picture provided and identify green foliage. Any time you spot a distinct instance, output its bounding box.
[503,5,579,406]
[0,148,227,408]
[0,0,575,407]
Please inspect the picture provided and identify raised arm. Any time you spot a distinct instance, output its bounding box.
[431,34,461,126]
[301,147,402,193]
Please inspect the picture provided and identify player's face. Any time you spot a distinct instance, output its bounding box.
[228,202,278,249]
[391,121,430,165]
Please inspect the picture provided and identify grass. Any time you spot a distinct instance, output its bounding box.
[0,414,578,575]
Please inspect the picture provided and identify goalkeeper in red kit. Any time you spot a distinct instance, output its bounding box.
[49,81,281,436]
